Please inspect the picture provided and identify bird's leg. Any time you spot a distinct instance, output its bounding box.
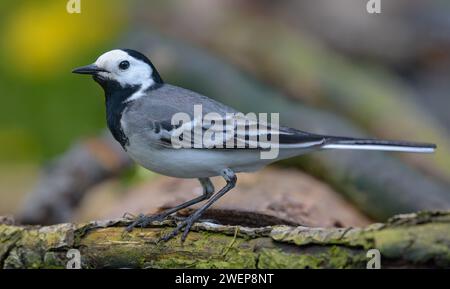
[124,178,215,232]
[160,168,237,242]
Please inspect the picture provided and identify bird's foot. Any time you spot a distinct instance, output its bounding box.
[159,211,203,243]
[122,210,215,242]
[124,211,171,232]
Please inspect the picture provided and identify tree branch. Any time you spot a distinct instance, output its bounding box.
[1,211,449,268]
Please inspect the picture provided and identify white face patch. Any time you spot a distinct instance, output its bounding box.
[94,50,155,91]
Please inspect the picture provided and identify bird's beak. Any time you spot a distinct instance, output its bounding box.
[72,64,107,75]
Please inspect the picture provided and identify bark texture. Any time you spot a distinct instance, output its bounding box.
[1,211,449,269]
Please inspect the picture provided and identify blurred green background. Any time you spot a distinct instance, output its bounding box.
[0,0,128,213]
[0,0,127,162]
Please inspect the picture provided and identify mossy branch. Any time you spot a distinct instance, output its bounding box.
[1,211,450,268]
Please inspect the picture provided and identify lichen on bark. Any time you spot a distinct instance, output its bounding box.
[1,211,449,268]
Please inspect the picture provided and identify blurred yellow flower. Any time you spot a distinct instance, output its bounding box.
[2,0,126,78]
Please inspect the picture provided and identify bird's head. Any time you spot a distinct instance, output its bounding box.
[72,49,163,90]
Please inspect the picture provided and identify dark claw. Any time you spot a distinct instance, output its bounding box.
[181,221,194,242]
[124,212,170,232]
[159,223,183,242]
[159,213,201,243]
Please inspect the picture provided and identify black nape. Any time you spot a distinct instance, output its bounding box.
[121,48,164,84]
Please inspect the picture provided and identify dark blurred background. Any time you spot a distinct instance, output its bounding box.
[1,0,449,227]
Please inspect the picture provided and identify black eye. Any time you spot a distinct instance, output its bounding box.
[119,60,130,70]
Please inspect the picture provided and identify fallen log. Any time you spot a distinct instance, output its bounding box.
[2,211,449,268]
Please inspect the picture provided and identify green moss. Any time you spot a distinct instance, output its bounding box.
[84,245,149,268]
[1,211,449,268]
[77,227,256,268]
[327,246,366,268]
[257,246,367,269]
[271,225,375,249]
[373,223,450,267]
[43,252,66,269]
[0,224,23,263]
[143,231,257,269]
[4,247,43,268]
[257,248,322,269]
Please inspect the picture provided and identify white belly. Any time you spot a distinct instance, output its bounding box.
[124,130,312,178]
[125,136,274,178]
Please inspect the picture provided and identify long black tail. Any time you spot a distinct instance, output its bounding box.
[321,137,436,153]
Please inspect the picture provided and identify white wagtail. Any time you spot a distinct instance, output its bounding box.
[73,49,437,241]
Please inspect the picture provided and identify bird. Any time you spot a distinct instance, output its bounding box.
[73,49,437,242]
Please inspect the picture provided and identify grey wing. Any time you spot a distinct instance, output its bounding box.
[125,84,325,149]
[146,84,239,115]
[168,115,326,150]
